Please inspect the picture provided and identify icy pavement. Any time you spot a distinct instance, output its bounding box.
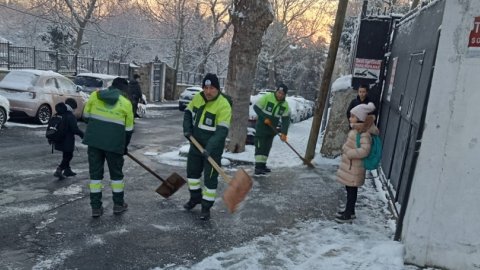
[149,118,437,270]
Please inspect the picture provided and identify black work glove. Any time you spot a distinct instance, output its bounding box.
[184,131,191,140]
[124,147,128,155]
[201,149,210,158]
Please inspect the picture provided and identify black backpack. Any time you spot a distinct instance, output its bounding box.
[46,114,66,145]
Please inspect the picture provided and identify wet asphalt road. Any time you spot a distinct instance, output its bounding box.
[0,109,342,270]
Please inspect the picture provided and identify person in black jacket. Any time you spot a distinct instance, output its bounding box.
[128,74,142,117]
[346,84,376,121]
[53,98,84,180]
[347,85,369,119]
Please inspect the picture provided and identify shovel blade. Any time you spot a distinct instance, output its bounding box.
[155,172,186,198]
[223,168,253,213]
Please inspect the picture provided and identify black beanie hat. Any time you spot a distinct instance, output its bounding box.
[202,73,220,91]
[112,77,129,92]
[277,83,288,94]
[65,98,78,109]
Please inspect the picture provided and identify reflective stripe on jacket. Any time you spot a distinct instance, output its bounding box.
[82,89,134,154]
[254,92,290,136]
[183,92,231,155]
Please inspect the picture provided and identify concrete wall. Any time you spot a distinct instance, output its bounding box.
[320,88,356,158]
[402,1,480,269]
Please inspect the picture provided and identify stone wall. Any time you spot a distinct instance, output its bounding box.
[320,88,356,158]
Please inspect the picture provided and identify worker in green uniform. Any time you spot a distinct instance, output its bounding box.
[82,77,134,218]
[253,84,290,176]
[183,73,232,220]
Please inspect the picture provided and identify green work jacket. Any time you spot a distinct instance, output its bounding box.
[254,92,290,137]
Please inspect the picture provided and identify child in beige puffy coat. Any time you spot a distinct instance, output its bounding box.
[335,102,378,223]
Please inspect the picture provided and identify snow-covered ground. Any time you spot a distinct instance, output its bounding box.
[151,118,434,270]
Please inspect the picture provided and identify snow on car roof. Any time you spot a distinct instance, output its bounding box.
[12,69,62,76]
[76,73,118,79]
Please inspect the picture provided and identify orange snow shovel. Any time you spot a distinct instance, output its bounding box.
[189,136,253,213]
[266,122,315,168]
[126,153,186,198]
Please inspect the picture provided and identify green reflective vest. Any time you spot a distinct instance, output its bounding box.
[183,92,232,155]
[254,92,290,136]
[82,88,134,154]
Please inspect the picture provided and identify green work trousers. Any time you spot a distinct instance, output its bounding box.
[254,135,274,169]
[87,146,125,209]
[187,145,220,191]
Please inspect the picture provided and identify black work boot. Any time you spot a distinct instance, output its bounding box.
[254,166,268,176]
[336,211,356,219]
[113,203,128,215]
[183,190,202,210]
[200,199,213,221]
[63,167,77,177]
[54,167,65,180]
[335,212,353,223]
[92,207,104,218]
[90,192,103,217]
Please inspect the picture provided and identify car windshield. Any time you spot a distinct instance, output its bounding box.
[74,76,103,88]
[187,88,201,93]
[2,71,39,87]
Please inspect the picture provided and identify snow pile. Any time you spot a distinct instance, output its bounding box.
[151,118,420,269]
[160,220,405,270]
[331,74,352,92]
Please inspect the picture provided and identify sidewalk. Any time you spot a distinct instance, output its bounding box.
[146,117,410,269]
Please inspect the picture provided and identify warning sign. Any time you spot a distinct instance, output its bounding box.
[467,16,480,57]
[353,58,382,80]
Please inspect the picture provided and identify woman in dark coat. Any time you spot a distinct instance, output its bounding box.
[53,98,84,180]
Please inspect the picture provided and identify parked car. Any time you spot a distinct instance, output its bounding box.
[0,69,87,124]
[178,86,202,111]
[0,94,9,129]
[74,73,117,93]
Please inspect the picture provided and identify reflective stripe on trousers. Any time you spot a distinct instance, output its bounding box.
[89,180,103,193]
[111,180,125,192]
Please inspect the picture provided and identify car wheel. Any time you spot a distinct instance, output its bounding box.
[36,104,52,124]
[0,108,6,129]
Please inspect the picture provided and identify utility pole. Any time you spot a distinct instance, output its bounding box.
[305,0,349,161]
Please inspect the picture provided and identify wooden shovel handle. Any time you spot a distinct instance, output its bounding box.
[126,152,166,183]
[266,122,314,168]
[188,136,232,183]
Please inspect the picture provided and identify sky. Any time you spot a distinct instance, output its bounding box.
[149,116,436,270]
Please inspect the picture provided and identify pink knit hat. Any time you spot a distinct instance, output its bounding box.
[350,102,375,121]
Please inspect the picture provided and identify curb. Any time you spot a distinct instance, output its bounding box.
[146,105,179,111]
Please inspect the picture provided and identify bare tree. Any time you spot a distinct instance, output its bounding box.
[226,0,274,153]
[262,0,334,88]
[26,0,116,53]
[141,0,198,71]
[64,0,97,53]
[195,0,233,75]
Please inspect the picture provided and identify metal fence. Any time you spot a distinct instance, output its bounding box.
[0,42,129,76]
[176,71,226,88]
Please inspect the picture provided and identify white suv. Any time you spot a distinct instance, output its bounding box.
[178,86,202,111]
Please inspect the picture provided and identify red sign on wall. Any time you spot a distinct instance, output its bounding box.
[468,16,480,48]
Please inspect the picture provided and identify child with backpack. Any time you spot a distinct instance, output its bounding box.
[335,102,378,223]
[50,98,84,180]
